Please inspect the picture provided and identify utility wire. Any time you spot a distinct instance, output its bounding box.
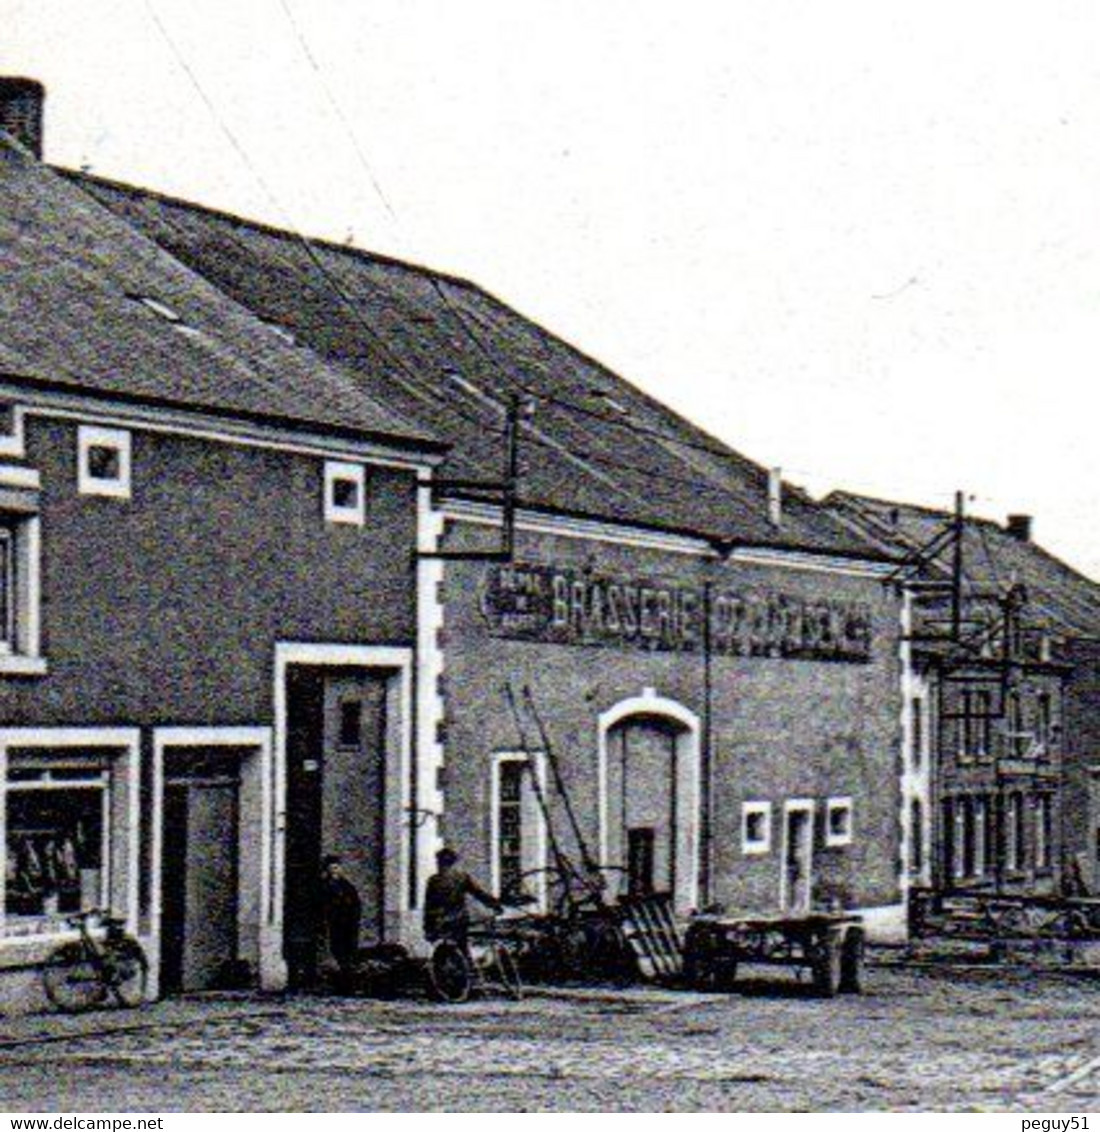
[142,0,500,441]
[270,0,777,476]
[275,0,399,225]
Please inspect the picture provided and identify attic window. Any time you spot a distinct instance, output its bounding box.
[589,390,628,415]
[127,293,182,324]
[263,321,297,345]
[324,461,365,526]
[78,426,131,500]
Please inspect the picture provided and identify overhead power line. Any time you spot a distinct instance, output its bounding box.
[141,0,500,441]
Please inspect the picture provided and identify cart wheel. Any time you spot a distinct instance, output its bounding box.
[838,928,864,994]
[811,937,842,998]
[428,941,473,1004]
[683,928,735,991]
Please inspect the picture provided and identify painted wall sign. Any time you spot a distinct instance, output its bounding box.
[480,563,873,662]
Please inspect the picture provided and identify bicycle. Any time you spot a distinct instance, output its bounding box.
[426,912,524,1004]
[41,909,149,1013]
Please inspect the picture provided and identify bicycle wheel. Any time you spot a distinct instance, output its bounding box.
[107,937,149,1008]
[428,941,473,1003]
[492,943,523,1001]
[42,941,108,1013]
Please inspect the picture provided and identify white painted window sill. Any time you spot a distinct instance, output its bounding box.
[0,655,48,676]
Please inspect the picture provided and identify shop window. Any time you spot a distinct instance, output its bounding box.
[78,426,131,499]
[4,759,108,938]
[825,797,853,848]
[909,798,923,875]
[741,801,771,855]
[491,754,546,907]
[323,461,365,526]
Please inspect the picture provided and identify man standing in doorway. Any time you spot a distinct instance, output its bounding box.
[321,854,362,975]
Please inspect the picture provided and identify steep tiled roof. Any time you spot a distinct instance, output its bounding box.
[68,169,884,556]
[826,491,1100,640]
[0,133,439,451]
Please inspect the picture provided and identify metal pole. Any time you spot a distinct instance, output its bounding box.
[951,490,965,643]
[501,396,520,561]
[700,571,714,907]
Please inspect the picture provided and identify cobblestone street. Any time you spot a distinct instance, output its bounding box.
[1,965,1098,1111]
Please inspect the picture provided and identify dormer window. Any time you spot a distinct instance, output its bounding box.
[324,461,365,525]
[127,293,181,324]
[78,426,131,500]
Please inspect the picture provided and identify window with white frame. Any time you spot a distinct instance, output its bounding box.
[491,753,546,907]
[0,510,42,671]
[78,426,131,499]
[825,796,853,847]
[741,801,771,855]
[0,524,13,651]
[323,461,366,525]
[4,756,108,938]
[2,737,136,940]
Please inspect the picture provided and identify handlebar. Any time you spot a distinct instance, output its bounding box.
[65,908,126,929]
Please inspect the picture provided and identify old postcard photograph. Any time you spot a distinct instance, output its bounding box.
[0,0,1097,1115]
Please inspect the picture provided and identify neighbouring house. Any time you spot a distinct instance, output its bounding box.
[0,83,446,1008]
[827,491,1100,899]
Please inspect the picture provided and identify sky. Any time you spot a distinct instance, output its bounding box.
[3,0,1098,578]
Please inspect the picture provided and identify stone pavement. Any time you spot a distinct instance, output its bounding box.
[0,967,1098,1111]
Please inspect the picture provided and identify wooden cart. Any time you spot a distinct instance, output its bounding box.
[682,911,865,997]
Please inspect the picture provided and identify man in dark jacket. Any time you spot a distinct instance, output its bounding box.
[423,847,502,949]
[321,854,361,972]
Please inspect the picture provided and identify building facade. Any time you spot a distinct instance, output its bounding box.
[1,77,923,1016]
[0,112,445,1008]
[436,509,907,930]
[828,493,1100,900]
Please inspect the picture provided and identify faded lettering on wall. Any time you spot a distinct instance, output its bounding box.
[481,564,872,662]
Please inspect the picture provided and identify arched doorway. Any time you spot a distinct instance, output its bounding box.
[598,693,700,915]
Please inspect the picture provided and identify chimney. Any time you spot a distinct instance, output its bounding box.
[1006,514,1032,543]
[767,467,783,528]
[0,77,45,159]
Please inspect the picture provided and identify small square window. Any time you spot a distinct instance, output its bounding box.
[331,478,359,510]
[323,461,365,525]
[742,801,771,855]
[825,796,853,847]
[78,426,131,499]
[86,445,120,481]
